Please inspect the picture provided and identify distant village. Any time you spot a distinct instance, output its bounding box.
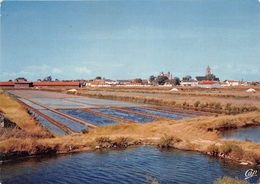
[0,66,259,89]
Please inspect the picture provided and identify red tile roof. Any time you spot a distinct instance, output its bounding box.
[0,82,15,86]
[200,81,215,84]
[33,82,79,86]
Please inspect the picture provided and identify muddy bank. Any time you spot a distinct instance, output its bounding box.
[0,140,140,162]
[207,120,260,132]
[1,136,259,168]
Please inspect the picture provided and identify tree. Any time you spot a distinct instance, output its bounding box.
[156,76,169,85]
[134,78,142,83]
[182,75,192,81]
[173,77,180,85]
[169,77,181,85]
[149,75,156,83]
[43,76,52,82]
[205,74,219,81]
[95,76,102,80]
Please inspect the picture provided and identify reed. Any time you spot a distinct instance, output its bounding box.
[0,92,41,129]
[243,151,260,165]
[0,137,36,152]
[146,175,159,184]
[219,142,244,159]
[214,176,249,184]
[157,134,182,148]
[207,144,219,156]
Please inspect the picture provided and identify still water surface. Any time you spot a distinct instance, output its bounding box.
[220,126,260,143]
[1,146,258,184]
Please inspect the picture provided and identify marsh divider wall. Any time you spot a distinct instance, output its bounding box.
[16,98,75,134]
[16,97,98,129]
[111,107,172,120]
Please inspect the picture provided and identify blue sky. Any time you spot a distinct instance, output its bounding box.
[1,0,260,81]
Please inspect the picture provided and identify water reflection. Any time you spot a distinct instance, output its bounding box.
[1,146,257,184]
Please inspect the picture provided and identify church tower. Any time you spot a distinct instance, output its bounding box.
[206,65,211,76]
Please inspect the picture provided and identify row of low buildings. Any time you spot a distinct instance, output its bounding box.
[0,77,149,88]
[179,66,251,88]
[0,78,251,89]
[0,77,82,88]
[0,65,254,89]
[180,78,249,88]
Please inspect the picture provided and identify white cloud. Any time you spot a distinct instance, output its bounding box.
[80,61,123,69]
[74,26,198,41]
[1,72,17,80]
[53,68,61,74]
[19,70,31,75]
[74,66,92,75]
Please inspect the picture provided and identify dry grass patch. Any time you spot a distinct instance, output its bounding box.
[0,90,54,155]
[215,176,249,184]
[196,111,260,131]
[0,90,51,133]
[0,138,37,152]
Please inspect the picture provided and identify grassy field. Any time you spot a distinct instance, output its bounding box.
[1,87,260,166]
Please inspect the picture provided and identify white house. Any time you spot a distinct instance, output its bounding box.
[198,81,221,88]
[224,80,241,86]
[180,80,198,86]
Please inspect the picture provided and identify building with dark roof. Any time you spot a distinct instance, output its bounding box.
[194,76,206,81]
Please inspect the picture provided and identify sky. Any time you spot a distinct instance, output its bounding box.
[0,0,260,82]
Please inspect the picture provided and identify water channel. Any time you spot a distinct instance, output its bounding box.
[220,126,260,143]
[2,146,259,184]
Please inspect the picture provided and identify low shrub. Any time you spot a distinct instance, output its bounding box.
[194,101,200,108]
[158,134,174,148]
[243,152,260,165]
[245,138,252,142]
[71,145,79,150]
[158,134,181,148]
[215,102,222,110]
[207,144,219,156]
[220,142,244,159]
[229,144,244,160]
[200,102,208,108]
[225,103,232,112]
[146,175,159,184]
[214,176,249,184]
[248,106,258,112]
[81,128,89,134]
[95,136,111,144]
[113,137,132,148]
[209,102,216,109]
[220,143,232,156]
